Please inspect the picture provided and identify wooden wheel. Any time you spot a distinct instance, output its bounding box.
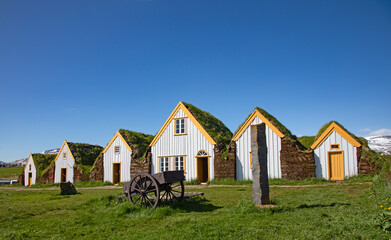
[160,181,184,201]
[128,173,160,209]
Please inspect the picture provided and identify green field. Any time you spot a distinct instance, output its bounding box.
[0,167,22,180]
[1,182,390,239]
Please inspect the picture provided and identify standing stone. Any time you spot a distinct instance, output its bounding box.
[251,124,270,205]
[60,182,77,195]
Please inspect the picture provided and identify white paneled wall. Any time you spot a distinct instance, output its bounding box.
[24,155,37,186]
[151,109,215,180]
[54,143,74,183]
[314,131,358,179]
[103,135,132,183]
[235,116,282,180]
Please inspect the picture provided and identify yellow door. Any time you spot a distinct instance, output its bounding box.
[328,151,344,180]
[197,157,208,183]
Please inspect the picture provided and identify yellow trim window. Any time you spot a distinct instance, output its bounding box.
[160,157,169,172]
[63,152,67,159]
[175,118,186,135]
[174,156,185,171]
[114,146,120,154]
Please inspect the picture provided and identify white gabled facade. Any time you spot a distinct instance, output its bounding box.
[233,109,285,180]
[54,140,75,183]
[24,154,37,186]
[150,102,216,182]
[311,122,361,180]
[102,131,132,183]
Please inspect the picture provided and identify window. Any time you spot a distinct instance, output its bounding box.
[175,118,186,135]
[29,164,31,171]
[196,150,208,156]
[159,157,169,172]
[174,156,185,171]
[114,146,120,154]
[63,152,67,159]
[331,144,340,150]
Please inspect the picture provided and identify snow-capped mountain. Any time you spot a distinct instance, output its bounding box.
[365,136,391,155]
[5,148,60,167]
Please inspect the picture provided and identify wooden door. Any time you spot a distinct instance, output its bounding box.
[61,168,67,182]
[113,163,121,184]
[197,157,208,183]
[328,151,344,180]
[28,172,32,186]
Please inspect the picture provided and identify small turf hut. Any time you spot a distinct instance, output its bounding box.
[23,153,56,186]
[232,107,315,180]
[54,140,103,183]
[310,121,362,180]
[101,129,154,184]
[149,102,233,182]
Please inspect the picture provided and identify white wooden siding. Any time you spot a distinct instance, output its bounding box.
[24,155,37,186]
[54,144,75,183]
[235,116,282,180]
[314,131,358,179]
[103,136,132,183]
[151,109,215,180]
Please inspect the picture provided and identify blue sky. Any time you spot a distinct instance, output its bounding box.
[0,0,390,162]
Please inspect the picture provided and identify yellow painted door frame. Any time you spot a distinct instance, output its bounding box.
[113,162,121,184]
[61,168,67,182]
[196,157,209,183]
[328,151,344,180]
[28,172,32,186]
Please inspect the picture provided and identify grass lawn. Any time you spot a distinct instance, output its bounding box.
[0,167,22,180]
[0,183,389,239]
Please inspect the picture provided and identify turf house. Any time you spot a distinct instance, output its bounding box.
[54,140,103,183]
[149,101,234,183]
[101,129,154,184]
[232,107,315,180]
[22,153,56,186]
[310,121,362,180]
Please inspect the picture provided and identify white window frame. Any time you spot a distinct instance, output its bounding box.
[174,118,186,135]
[174,156,185,171]
[159,157,170,172]
[114,145,120,154]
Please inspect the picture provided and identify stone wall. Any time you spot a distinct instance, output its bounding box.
[357,146,381,175]
[18,173,24,185]
[89,154,104,181]
[130,147,152,178]
[73,166,90,183]
[213,141,236,179]
[280,138,315,180]
[40,165,55,184]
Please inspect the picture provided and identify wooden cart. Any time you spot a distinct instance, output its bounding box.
[123,170,185,209]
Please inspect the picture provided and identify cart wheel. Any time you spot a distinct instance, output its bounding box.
[160,181,184,201]
[128,173,160,209]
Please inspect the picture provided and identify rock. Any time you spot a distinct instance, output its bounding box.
[60,182,77,195]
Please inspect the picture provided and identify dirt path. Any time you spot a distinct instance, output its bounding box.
[0,182,371,191]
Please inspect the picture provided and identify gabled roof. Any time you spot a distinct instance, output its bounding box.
[102,129,154,155]
[150,102,232,147]
[232,107,292,141]
[55,140,103,166]
[310,121,361,149]
[102,131,132,153]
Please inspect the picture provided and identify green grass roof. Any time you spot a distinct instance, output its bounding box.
[182,102,233,146]
[297,136,316,150]
[314,121,359,142]
[234,107,294,140]
[119,129,154,158]
[31,154,56,176]
[67,142,103,172]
